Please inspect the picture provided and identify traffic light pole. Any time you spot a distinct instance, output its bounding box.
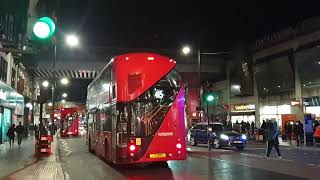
[51,44,56,125]
[207,100,211,151]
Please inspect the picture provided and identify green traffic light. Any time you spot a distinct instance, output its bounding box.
[33,17,56,39]
[207,94,214,102]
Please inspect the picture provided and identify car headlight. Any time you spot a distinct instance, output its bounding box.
[241,134,247,140]
[220,134,229,140]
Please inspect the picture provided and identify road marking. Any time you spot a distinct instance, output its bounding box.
[307,164,316,166]
[64,172,70,180]
[240,153,294,162]
[198,155,256,168]
[61,140,72,156]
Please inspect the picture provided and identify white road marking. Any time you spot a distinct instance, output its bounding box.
[307,164,316,166]
[199,155,256,168]
[64,172,70,180]
[61,140,72,156]
[240,153,294,162]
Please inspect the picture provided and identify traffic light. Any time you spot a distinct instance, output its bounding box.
[33,17,56,40]
[205,92,217,104]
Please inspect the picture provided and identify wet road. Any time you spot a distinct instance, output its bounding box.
[58,136,314,180]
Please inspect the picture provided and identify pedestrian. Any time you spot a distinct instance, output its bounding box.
[294,121,304,146]
[235,121,240,133]
[15,122,24,146]
[49,122,57,136]
[241,120,246,133]
[265,121,281,160]
[284,121,292,142]
[6,124,15,147]
[227,121,233,131]
[38,122,47,135]
[251,121,255,136]
[261,120,267,142]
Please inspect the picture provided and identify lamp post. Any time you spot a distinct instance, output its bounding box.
[182,46,230,123]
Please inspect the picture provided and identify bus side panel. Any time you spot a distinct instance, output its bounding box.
[135,87,186,163]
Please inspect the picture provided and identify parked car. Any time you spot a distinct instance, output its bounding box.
[188,122,247,150]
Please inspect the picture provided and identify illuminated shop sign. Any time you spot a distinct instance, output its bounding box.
[291,101,300,106]
[232,104,255,112]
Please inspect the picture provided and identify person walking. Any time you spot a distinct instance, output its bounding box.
[6,124,16,147]
[49,122,57,136]
[285,121,292,143]
[226,121,233,131]
[294,121,304,146]
[265,121,281,160]
[15,122,24,146]
[251,121,255,136]
[261,120,267,142]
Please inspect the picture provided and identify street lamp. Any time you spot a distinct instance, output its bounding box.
[182,46,191,55]
[42,80,49,88]
[182,45,231,123]
[61,99,66,103]
[60,78,69,85]
[66,34,79,47]
[62,93,68,98]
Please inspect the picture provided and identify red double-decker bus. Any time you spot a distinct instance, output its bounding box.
[60,108,79,137]
[87,52,186,164]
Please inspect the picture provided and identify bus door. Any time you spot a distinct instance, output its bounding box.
[111,104,117,162]
[114,103,131,161]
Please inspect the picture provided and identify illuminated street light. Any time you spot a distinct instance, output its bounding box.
[61,78,69,85]
[182,46,191,55]
[66,34,79,47]
[48,102,53,107]
[62,93,68,98]
[42,80,49,88]
[61,99,66,103]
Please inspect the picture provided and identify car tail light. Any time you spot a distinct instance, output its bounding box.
[129,144,136,152]
[176,143,182,149]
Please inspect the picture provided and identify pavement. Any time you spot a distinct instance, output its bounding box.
[0,136,37,179]
[0,134,64,180]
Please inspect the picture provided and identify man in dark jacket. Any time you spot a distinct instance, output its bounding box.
[265,121,281,160]
[15,122,24,146]
[7,124,15,147]
[294,121,304,146]
[285,121,292,142]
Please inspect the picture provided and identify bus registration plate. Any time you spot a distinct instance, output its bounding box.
[149,153,166,158]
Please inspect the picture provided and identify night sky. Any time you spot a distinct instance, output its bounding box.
[57,0,320,51]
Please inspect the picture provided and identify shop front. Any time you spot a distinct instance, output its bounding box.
[260,101,298,127]
[0,81,24,144]
[304,97,320,120]
[230,104,256,124]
